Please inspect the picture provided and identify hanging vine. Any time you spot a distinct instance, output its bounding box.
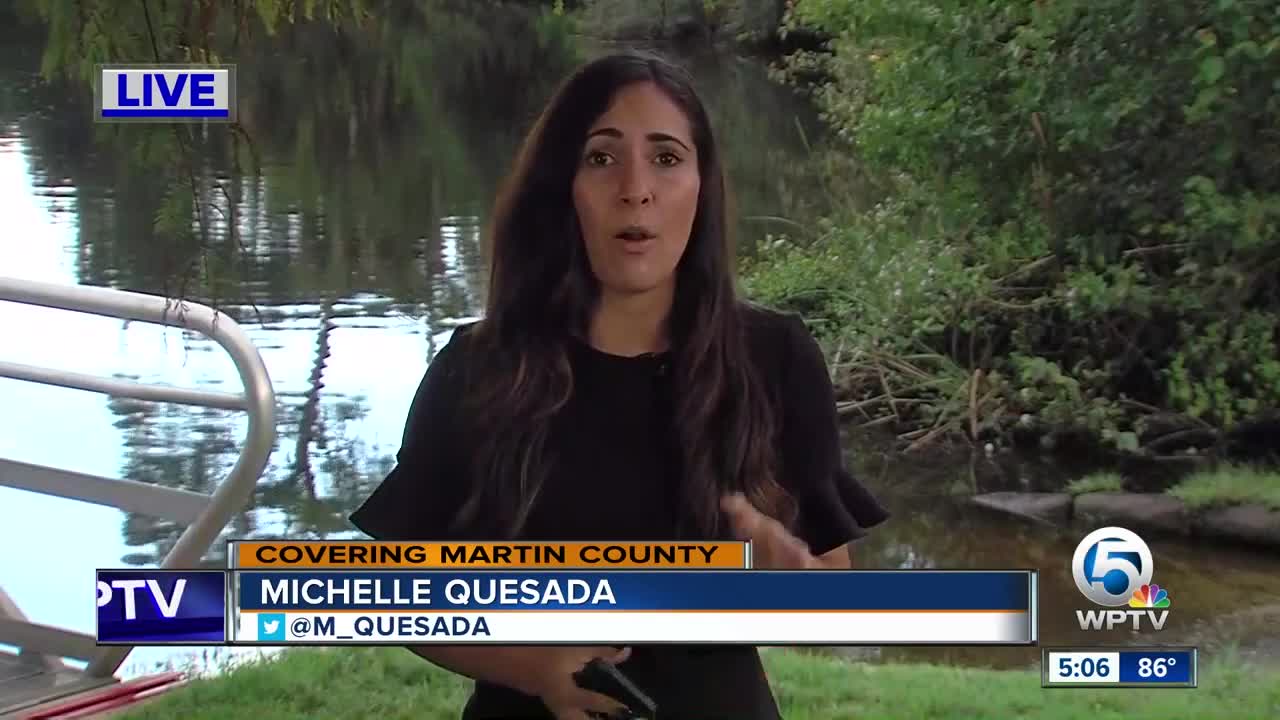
[28,0,373,315]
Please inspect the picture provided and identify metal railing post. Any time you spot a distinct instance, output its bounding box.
[0,275,277,685]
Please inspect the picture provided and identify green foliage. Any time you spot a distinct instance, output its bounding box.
[573,0,787,45]
[1166,312,1280,426]
[761,0,1280,447]
[743,193,968,350]
[1167,463,1280,510]
[536,0,581,45]
[1065,472,1124,495]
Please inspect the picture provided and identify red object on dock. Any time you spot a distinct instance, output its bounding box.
[19,672,186,719]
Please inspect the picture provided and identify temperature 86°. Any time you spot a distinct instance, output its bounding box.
[1119,651,1193,684]
[1140,657,1173,677]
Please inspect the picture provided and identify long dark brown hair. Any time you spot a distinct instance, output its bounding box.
[454,50,796,540]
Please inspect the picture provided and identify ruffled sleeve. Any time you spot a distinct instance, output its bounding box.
[776,314,890,556]
[347,326,474,541]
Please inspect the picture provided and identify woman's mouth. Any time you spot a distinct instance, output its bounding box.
[616,225,657,253]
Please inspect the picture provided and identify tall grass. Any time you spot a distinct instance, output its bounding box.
[116,646,1279,720]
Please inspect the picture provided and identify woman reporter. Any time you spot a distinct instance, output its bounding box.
[349,50,888,720]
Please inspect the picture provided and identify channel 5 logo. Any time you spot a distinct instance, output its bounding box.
[1072,527,1172,631]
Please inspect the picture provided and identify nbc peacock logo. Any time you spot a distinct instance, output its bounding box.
[1072,527,1172,631]
[1129,583,1171,609]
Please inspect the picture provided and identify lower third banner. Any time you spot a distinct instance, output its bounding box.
[231,570,1036,645]
[97,569,227,643]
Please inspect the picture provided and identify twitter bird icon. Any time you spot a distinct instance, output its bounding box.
[258,613,286,641]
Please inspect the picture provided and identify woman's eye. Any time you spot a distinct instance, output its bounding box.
[585,151,613,166]
[655,152,681,166]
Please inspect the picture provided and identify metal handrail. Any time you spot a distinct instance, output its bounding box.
[0,275,276,684]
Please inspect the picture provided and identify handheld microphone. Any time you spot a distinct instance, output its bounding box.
[574,658,658,719]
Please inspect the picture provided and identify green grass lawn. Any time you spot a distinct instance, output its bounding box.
[116,647,1279,720]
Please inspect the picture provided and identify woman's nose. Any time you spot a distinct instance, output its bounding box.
[618,165,653,205]
[620,189,653,205]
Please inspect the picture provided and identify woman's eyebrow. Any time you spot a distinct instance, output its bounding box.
[586,127,692,152]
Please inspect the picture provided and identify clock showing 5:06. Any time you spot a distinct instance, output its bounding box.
[1042,648,1197,688]
[1052,651,1119,682]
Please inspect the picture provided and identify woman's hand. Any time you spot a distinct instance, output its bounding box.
[720,493,822,569]
[523,645,633,720]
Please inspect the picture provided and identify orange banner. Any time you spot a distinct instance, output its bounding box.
[231,541,748,569]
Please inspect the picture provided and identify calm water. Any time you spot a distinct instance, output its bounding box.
[1,8,1279,681]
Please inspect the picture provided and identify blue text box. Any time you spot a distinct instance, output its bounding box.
[1119,649,1194,684]
[97,569,227,643]
[235,570,1033,612]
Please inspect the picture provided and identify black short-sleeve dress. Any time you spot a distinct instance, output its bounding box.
[349,303,889,719]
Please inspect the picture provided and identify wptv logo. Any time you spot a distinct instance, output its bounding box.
[94,64,237,122]
[1072,526,1172,632]
[96,570,227,643]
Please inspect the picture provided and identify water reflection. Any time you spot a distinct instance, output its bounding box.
[1,4,835,677]
[835,438,1280,667]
